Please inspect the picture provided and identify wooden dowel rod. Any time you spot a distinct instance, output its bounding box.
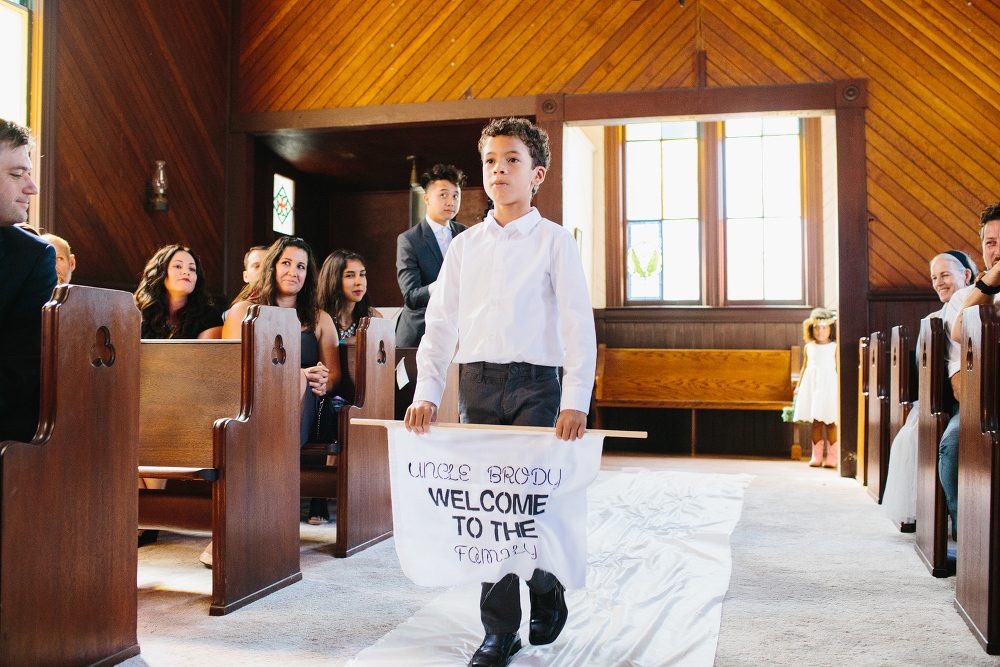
[350,418,647,439]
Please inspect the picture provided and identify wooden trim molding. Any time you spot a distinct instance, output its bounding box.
[35,0,57,233]
[804,117,824,307]
[604,126,624,308]
[596,306,813,324]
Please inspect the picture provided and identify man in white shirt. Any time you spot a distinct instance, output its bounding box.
[395,164,468,347]
[405,118,596,667]
[938,202,1000,537]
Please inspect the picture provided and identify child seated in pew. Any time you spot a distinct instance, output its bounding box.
[225,236,342,528]
[881,251,975,527]
[135,244,223,548]
[794,309,839,468]
[318,249,383,344]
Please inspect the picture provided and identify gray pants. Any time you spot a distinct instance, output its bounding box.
[459,361,561,634]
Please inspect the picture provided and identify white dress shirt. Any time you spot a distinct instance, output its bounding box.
[426,216,453,258]
[413,207,597,414]
[941,284,1000,378]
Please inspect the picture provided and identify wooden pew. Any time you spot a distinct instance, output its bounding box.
[395,346,460,423]
[888,326,918,532]
[915,317,951,577]
[301,317,395,557]
[955,304,1000,653]
[0,285,140,666]
[593,345,798,455]
[866,331,890,502]
[138,305,301,616]
[857,336,870,486]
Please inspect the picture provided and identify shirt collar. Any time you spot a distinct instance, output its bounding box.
[485,207,541,235]
[425,216,450,235]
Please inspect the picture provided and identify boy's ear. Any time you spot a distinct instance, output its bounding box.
[532,165,547,187]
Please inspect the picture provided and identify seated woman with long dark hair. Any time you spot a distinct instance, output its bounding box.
[135,244,222,339]
[224,236,341,527]
[134,244,223,549]
[318,249,382,344]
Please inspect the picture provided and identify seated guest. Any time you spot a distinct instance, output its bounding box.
[223,244,268,321]
[395,164,468,348]
[318,249,382,344]
[881,250,975,527]
[0,119,55,443]
[40,233,76,284]
[134,244,223,549]
[225,236,341,527]
[135,244,223,339]
[939,202,1000,538]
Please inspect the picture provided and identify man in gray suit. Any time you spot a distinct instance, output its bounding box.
[0,119,56,442]
[396,164,469,347]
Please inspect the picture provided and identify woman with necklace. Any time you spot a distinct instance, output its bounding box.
[318,249,382,344]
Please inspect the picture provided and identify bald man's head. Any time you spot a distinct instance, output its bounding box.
[40,234,75,284]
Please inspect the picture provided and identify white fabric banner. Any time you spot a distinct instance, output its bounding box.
[385,423,604,588]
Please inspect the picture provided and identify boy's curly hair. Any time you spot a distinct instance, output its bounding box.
[981,201,1000,237]
[478,117,551,170]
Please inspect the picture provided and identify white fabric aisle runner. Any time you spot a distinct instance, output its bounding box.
[347,468,753,667]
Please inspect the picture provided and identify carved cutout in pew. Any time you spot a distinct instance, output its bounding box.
[301,317,395,557]
[138,305,301,616]
[915,317,952,577]
[866,331,890,503]
[955,305,1000,653]
[857,336,870,486]
[889,326,917,532]
[0,285,140,666]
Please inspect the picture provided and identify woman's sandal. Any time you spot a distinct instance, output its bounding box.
[308,497,330,525]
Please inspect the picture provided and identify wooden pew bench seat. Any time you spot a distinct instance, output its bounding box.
[593,345,799,454]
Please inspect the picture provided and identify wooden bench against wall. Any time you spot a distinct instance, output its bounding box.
[915,317,952,577]
[0,285,140,666]
[593,345,799,455]
[138,305,301,616]
[301,317,395,557]
[955,304,1000,653]
[866,331,891,502]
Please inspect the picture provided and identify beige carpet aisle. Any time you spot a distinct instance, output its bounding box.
[123,456,1000,666]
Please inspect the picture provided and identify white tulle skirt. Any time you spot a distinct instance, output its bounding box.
[881,402,919,525]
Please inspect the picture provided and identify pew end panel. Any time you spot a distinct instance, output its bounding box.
[0,285,141,666]
[955,305,1000,652]
[138,305,302,616]
[301,317,395,557]
[857,337,870,486]
[889,326,917,531]
[915,317,951,577]
[866,331,890,503]
[211,305,302,615]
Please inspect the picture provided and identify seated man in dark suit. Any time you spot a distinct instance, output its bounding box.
[0,119,56,442]
[396,164,468,347]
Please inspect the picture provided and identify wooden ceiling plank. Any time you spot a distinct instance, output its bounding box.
[867,221,933,287]
[559,0,655,94]
[715,0,825,82]
[698,32,758,87]
[410,0,532,103]
[868,176,975,258]
[702,20,781,86]
[866,233,922,289]
[339,0,448,107]
[294,2,409,111]
[618,23,698,92]
[867,102,999,211]
[375,0,501,105]
[242,0,357,112]
[488,0,608,99]
[588,4,692,93]
[516,0,646,97]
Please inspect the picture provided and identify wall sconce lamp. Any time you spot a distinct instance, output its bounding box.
[146,160,169,212]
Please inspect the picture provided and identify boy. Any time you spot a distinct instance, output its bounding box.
[405,118,596,667]
[396,163,468,347]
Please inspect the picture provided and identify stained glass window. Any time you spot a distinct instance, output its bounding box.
[272,173,295,236]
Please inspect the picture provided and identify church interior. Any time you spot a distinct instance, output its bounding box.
[3,0,1000,664]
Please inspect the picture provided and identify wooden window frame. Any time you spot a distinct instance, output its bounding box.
[613,117,823,308]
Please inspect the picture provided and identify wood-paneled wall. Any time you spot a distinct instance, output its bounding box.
[239,0,999,291]
[49,0,229,292]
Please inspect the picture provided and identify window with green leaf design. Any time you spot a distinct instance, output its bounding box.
[622,117,807,306]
